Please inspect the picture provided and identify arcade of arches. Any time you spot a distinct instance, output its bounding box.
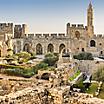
[23,43,66,55]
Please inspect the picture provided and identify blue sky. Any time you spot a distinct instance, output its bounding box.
[0,0,104,34]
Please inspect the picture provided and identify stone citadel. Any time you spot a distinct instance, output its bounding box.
[0,2,104,57]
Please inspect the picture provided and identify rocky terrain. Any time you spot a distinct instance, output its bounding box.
[0,75,104,104]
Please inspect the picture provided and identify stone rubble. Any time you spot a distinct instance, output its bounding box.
[0,85,104,104]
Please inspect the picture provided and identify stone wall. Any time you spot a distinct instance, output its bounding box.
[0,86,56,104]
[0,85,104,104]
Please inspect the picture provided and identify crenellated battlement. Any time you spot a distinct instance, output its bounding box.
[0,23,13,28]
[27,33,66,38]
[93,34,104,38]
[67,23,85,28]
[0,23,13,35]
[96,34,104,38]
[14,24,28,38]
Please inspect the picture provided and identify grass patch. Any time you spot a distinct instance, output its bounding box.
[0,64,26,69]
[69,70,81,81]
[85,82,98,95]
[85,82,104,99]
[3,68,34,78]
[98,83,104,99]
[0,64,34,78]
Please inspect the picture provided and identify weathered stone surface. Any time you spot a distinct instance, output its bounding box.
[0,85,104,104]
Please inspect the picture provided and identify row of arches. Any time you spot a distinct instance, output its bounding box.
[23,43,66,55]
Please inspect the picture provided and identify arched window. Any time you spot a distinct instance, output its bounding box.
[47,44,54,53]
[36,43,43,55]
[100,51,103,55]
[23,43,30,52]
[99,43,102,46]
[75,31,80,39]
[59,44,65,53]
[82,48,85,52]
[90,40,96,47]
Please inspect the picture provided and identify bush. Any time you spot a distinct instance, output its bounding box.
[32,62,48,74]
[0,64,25,69]
[73,77,86,92]
[0,64,35,78]
[73,52,93,60]
[16,51,31,62]
[3,68,34,78]
[93,67,104,82]
[44,53,58,66]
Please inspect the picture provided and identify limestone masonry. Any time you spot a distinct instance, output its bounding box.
[0,2,104,58]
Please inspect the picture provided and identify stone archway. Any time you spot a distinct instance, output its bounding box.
[75,31,80,39]
[82,48,85,52]
[58,47,72,66]
[100,51,103,55]
[41,73,51,80]
[36,43,43,55]
[59,44,66,53]
[47,44,54,53]
[23,43,30,52]
[90,40,96,47]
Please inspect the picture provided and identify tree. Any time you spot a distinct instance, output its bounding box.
[44,52,59,66]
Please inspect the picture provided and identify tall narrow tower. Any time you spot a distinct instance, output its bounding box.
[87,1,94,37]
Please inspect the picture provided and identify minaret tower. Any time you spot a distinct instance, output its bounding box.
[87,0,94,37]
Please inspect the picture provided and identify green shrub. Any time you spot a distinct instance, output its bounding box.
[32,62,48,74]
[3,68,34,78]
[0,64,35,78]
[69,70,81,81]
[73,78,86,92]
[0,64,25,69]
[44,53,58,66]
[73,52,93,60]
[16,51,31,62]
